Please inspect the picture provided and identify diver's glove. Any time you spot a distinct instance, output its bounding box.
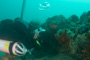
[0,40,28,56]
[12,42,28,56]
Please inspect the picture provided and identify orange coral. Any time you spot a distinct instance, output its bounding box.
[55,30,70,46]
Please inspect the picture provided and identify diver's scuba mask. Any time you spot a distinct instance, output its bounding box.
[33,27,46,47]
[34,27,46,39]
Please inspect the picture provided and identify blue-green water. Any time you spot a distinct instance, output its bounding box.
[0,0,90,60]
[0,0,90,23]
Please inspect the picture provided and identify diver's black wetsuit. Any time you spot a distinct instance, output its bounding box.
[0,19,35,49]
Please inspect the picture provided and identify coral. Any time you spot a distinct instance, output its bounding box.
[68,15,79,23]
[55,29,74,53]
[80,12,87,23]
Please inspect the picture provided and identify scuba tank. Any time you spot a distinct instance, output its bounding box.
[0,39,28,56]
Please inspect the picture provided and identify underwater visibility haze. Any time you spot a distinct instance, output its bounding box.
[1,0,90,60]
[0,0,90,23]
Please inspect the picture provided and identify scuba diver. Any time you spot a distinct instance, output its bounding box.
[0,18,46,60]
